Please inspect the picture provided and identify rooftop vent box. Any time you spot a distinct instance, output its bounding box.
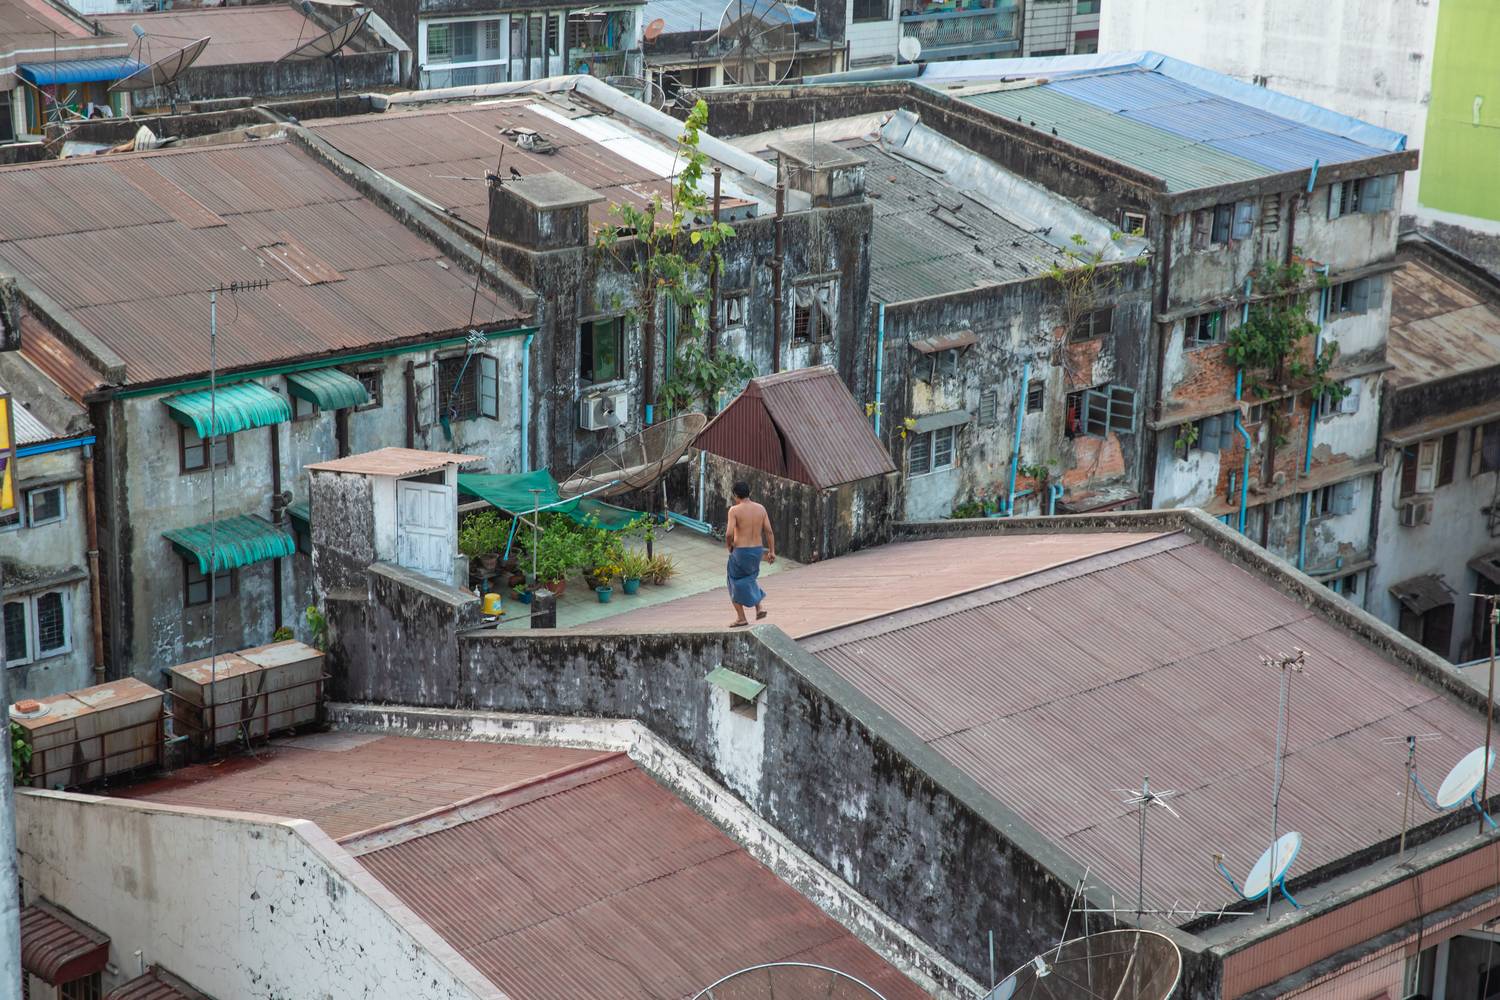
[488,171,604,251]
[769,139,866,208]
[10,678,162,788]
[169,640,324,749]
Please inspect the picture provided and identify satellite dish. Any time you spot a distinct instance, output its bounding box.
[604,75,669,110]
[109,36,210,93]
[557,411,708,498]
[1214,831,1303,910]
[989,930,1181,1000]
[897,34,921,63]
[715,0,804,86]
[278,9,371,62]
[644,16,666,42]
[690,962,889,999]
[1411,746,1498,829]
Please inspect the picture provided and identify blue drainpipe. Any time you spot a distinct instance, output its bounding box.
[873,303,886,436]
[1297,265,1332,571]
[1007,362,1030,516]
[1048,482,1063,515]
[1233,277,1253,534]
[519,330,535,472]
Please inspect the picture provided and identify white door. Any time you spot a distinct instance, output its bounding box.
[396,480,453,582]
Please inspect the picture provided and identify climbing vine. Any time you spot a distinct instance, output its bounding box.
[594,100,753,416]
[1225,259,1347,444]
[1042,233,1148,383]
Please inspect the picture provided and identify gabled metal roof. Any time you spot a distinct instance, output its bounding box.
[163,513,295,573]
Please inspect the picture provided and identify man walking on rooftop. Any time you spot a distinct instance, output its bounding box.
[725,481,775,627]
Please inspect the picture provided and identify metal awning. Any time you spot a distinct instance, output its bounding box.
[706,667,766,701]
[910,331,978,354]
[286,368,370,411]
[105,965,213,1000]
[21,902,109,986]
[287,501,310,527]
[18,58,145,86]
[164,514,296,573]
[163,382,291,438]
[911,409,970,433]
[1471,551,1500,587]
[1389,574,1454,615]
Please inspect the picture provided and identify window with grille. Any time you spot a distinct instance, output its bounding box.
[24,486,63,527]
[3,591,69,663]
[793,280,837,343]
[184,560,236,608]
[3,601,26,666]
[34,592,66,655]
[723,293,748,328]
[61,973,101,1000]
[180,427,232,474]
[438,353,499,421]
[1184,309,1226,348]
[1328,175,1396,219]
[1073,306,1113,341]
[354,369,383,410]
[580,318,624,385]
[907,426,956,476]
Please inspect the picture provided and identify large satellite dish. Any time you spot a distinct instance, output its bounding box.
[278,9,371,61]
[558,411,707,498]
[715,0,804,86]
[604,74,669,111]
[989,930,1181,1000]
[1411,746,1498,829]
[691,962,889,999]
[109,35,210,95]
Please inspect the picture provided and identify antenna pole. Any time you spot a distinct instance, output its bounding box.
[207,286,219,749]
[1401,735,1416,856]
[772,180,784,372]
[1136,775,1149,916]
[1265,649,1305,921]
[1480,594,1498,834]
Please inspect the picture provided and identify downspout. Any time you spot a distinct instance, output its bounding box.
[1297,264,1331,571]
[269,423,284,632]
[873,302,885,436]
[772,181,785,373]
[520,330,535,472]
[709,167,722,356]
[83,445,106,684]
[1007,362,1030,516]
[1048,482,1063,516]
[403,359,417,449]
[1234,276,1253,535]
[1143,211,1173,509]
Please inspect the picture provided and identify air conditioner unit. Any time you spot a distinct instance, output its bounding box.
[1400,497,1432,528]
[579,392,629,431]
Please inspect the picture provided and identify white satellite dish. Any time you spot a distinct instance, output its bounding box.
[1411,745,1497,829]
[1214,831,1302,910]
[987,930,1181,1000]
[897,34,921,63]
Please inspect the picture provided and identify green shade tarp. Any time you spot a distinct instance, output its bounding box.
[286,369,370,411]
[163,382,291,438]
[164,514,296,573]
[458,469,641,530]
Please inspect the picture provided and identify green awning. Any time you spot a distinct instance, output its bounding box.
[163,382,291,438]
[164,514,296,573]
[287,502,310,528]
[705,668,766,701]
[458,469,642,530]
[286,369,369,411]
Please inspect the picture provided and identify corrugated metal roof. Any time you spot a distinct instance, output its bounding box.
[0,0,131,86]
[163,513,296,573]
[18,57,144,85]
[96,5,382,69]
[0,382,54,445]
[104,966,213,1000]
[696,365,895,488]
[162,381,291,437]
[305,446,482,477]
[645,0,729,35]
[0,140,523,387]
[20,901,109,986]
[357,756,929,1000]
[806,536,1493,916]
[1387,254,1500,390]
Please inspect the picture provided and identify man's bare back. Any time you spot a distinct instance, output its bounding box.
[726,499,774,558]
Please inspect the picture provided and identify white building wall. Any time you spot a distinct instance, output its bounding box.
[15,789,499,1000]
[1100,0,1438,216]
[846,10,901,66]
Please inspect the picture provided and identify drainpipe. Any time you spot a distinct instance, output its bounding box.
[1007,362,1030,516]
[697,449,706,523]
[1143,212,1173,509]
[772,181,785,373]
[269,423,284,632]
[1048,481,1063,515]
[1233,277,1253,535]
[709,167,722,355]
[873,302,885,436]
[403,359,417,449]
[83,445,106,684]
[520,330,535,472]
[1297,265,1331,571]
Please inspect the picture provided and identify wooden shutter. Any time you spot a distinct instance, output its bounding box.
[1082,389,1110,436]
[1201,414,1222,453]
[1416,439,1439,493]
[1107,385,1136,433]
[1331,480,1356,515]
[1232,200,1255,240]
[1328,184,1343,220]
[1439,431,1459,486]
[1339,377,1361,414]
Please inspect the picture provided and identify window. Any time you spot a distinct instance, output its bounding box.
[22,486,64,527]
[1328,175,1396,219]
[723,292,748,328]
[1073,306,1113,341]
[793,279,837,343]
[1400,602,1454,658]
[0,92,13,144]
[3,591,70,664]
[1185,309,1226,348]
[292,520,312,557]
[437,353,499,421]
[484,19,501,54]
[1119,210,1147,236]
[426,22,452,62]
[1330,276,1381,316]
[1068,384,1136,437]
[979,388,999,427]
[180,427,232,474]
[729,691,758,719]
[1402,432,1458,497]
[1439,430,1459,487]
[291,392,318,422]
[353,369,383,410]
[1175,412,1236,454]
[1026,380,1045,414]
[184,560,235,608]
[1272,496,1286,517]
[1472,420,1500,476]
[852,0,887,21]
[60,973,101,1000]
[908,426,956,476]
[1338,572,1360,597]
[579,318,625,385]
[1310,481,1356,518]
[1320,377,1362,418]
[1073,33,1099,53]
[1248,403,1265,424]
[1192,200,1253,248]
[1075,0,1098,11]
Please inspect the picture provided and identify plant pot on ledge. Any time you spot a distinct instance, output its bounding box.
[622,577,641,595]
[595,585,613,603]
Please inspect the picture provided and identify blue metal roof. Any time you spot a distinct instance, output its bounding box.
[646,0,814,35]
[18,58,146,86]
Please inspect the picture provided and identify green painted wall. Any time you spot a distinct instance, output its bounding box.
[1420,0,1500,220]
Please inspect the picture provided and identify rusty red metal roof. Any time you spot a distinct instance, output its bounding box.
[96,6,381,69]
[696,365,896,488]
[0,0,131,86]
[356,754,929,1000]
[802,532,1493,917]
[104,966,213,1000]
[0,139,524,387]
[20,901,109,986]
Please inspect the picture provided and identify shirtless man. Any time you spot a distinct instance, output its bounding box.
[725,481,775,627]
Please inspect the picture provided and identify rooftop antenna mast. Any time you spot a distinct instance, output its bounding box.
[1381,732,1443,856]
[1263,648,1305,921]
[1113,775,1179,918]
[1476,591,1500,833]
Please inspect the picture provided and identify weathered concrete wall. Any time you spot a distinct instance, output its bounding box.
[16,789,500,999]
[166,51,399,103]
[45,96,380,151]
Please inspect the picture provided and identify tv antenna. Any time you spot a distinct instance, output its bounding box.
[690,962,889,998]
[1381,732,1443,855]
[1112,775,1179,917]
[1407,745,1498,832]
[714,0,803,86]
[278,7,372,109]
[1475,590,1500,834]
[985,929,1182,1000]
[109,31,211,115]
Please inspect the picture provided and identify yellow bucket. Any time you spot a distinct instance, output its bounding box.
[482,592,503,616]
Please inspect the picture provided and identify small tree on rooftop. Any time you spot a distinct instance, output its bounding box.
[593,99,753,417]
[1042,232,1147,385]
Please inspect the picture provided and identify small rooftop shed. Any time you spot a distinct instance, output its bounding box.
[689,366,896,562]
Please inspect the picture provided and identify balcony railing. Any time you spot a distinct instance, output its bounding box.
[898,2,1018,54]
[420,62,508,89]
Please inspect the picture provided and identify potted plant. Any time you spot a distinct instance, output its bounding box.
[528,518,583,597]
[580,520,625,590]
[647,552,677,585]
[618,549,651,595]
[459,510,509,572]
